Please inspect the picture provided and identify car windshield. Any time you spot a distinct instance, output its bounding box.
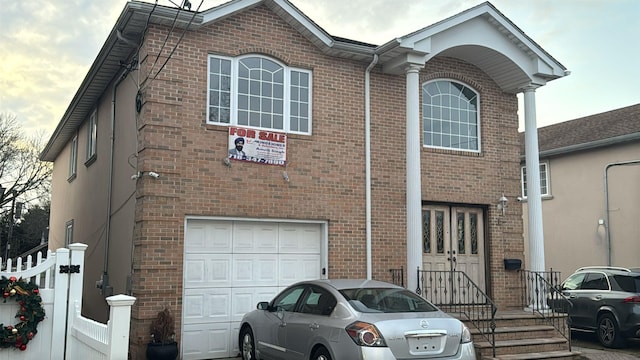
[340,287,437,313]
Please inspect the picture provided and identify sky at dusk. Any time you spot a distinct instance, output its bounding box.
[1,0,638,138]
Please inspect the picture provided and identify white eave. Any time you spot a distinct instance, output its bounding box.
[380,2,568,92]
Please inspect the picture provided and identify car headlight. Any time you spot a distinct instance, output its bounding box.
[461,323,472,344]
[345,321,387,347]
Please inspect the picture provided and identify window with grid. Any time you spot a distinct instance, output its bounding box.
[422,80,479,152]
[208,54,311,134]
[521,162,549,197]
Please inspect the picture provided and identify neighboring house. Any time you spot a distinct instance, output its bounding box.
[520,104,640,279]
[40,1,567,359]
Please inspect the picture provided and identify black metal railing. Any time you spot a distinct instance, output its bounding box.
[519,269,573,351]
[416,268,496,357]
[389,266,404,287]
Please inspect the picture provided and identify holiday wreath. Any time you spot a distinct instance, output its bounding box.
[0,276,45,351]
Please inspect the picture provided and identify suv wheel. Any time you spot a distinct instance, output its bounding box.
[597,313,625,348]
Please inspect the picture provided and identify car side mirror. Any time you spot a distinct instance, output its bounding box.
[257,301,269,310]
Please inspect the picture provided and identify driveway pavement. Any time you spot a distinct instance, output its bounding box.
[572,331,640,360]
[575,346,640,360]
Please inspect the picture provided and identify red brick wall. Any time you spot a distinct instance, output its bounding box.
[127,4,524,358]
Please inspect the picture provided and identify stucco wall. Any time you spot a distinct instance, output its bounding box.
[49,72,139,321]
[522,141,640,280]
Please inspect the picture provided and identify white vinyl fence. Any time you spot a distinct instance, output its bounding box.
[0,243,135,360]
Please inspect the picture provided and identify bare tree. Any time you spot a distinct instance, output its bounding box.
[0,113,52,209]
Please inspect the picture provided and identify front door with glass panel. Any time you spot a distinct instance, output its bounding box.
[421,205,486,302]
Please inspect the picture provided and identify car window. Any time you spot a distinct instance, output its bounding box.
[340,288,437,313]
[272,285,305,312]
[613,275,640,293]
[562,273,586,290]
[299,287,337,316]
[581,273,609,290]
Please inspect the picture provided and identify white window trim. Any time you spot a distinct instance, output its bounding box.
[521,162,550,198]
[422,79,481,153]
[207,54,313,135]
[65,219,74,246]
[86,109,97,162]
[69,134,78,180]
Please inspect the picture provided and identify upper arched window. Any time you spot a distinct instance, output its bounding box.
[422,80,479,152]
[208,54,312,134]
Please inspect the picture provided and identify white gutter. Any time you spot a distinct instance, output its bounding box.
[365,54,378,280]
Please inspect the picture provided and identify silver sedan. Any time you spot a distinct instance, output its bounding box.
[239,279,476,360]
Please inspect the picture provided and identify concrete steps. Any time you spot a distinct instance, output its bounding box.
[457,310,583,360]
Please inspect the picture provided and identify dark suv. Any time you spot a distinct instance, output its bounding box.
[554,266,640,348]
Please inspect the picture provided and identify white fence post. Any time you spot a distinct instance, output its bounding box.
[105,295,136,360]
[65,243,88,359]
[67,243,87,308]
[51,247,70,360]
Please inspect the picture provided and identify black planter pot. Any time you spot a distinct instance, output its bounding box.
[146,341,179,360]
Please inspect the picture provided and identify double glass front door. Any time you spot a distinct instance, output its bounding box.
[421,205,486,301]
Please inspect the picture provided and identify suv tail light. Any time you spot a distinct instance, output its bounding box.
[623,296,640,303]
[345,321,387,347]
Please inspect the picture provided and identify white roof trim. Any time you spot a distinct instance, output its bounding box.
[201,0,262,23]
[270,0,333,47]
[201,0,334,48]
[397,2,566,80]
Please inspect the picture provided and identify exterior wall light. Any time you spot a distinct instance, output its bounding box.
[498,194,508,216]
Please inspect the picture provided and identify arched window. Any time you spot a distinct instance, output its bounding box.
[208,54,312,134]
[422,80,479,152]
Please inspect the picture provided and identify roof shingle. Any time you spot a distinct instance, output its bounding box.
[519,103,640,156]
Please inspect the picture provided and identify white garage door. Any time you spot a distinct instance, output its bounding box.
[181,219,324,360]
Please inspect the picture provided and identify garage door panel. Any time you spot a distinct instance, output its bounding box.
[233,222,278,253]
[186,220,232,253]
[279,254,321,286]
[232,254,278,286]
[183,220,322,360]
[279,223,321,253]
[183,322,231,359]
[230,321,240,358]
[231,287,279,322]
[184,254,231,288]
[183,288,231,324]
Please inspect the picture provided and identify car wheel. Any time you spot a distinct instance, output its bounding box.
[597,313,625,348]
[312,346,332,360]
[240,326,256,360]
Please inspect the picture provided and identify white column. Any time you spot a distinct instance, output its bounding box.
[405,64,423,292]
[523,87,545,273]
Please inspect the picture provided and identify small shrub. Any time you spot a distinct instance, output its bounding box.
[150,307,175,344]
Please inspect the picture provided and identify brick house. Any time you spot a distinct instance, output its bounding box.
[40,0,567,358]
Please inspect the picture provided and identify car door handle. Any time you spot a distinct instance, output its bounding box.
[309,323,320,330]
[595,295,602,300]
[569,295,577,299]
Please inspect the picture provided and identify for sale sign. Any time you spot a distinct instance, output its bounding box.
[228,126,287,166]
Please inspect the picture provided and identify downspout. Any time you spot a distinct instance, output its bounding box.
[101,30,139,299]
[365,54,378,280]
[101,68,129,298]
[604,159,640,266]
